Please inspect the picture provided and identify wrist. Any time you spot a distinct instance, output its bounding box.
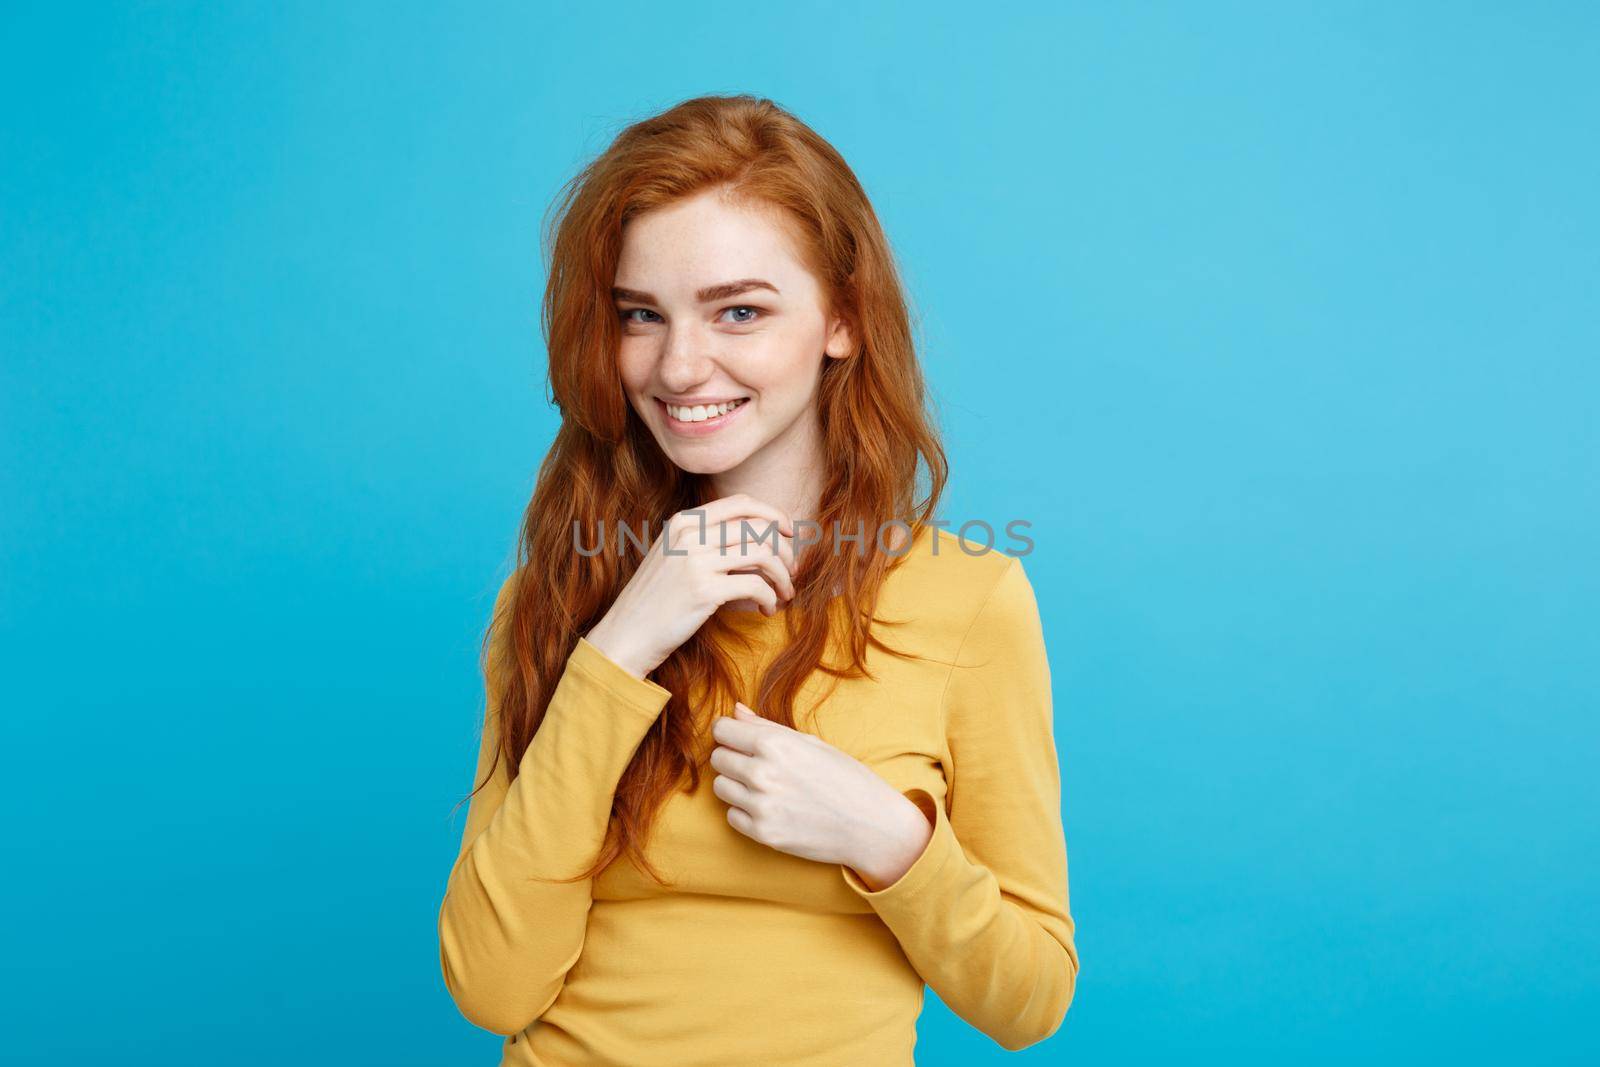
[583,624,650,680]
[850,791,934,892]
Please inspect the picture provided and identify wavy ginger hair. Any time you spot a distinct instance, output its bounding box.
[463,93,947,888]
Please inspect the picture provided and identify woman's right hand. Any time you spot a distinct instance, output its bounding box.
[583,494,801,680]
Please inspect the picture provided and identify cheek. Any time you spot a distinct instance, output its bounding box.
[616,340,653,392]
[743,335,825,394]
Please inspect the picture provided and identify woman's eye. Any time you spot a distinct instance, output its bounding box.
[620,306,760,325]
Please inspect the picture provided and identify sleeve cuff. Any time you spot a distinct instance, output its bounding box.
[566,636,674,716]
[840,786,963,908]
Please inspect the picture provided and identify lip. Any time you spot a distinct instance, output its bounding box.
[657,396,750,438]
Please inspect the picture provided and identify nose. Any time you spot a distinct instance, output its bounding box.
[656,323,718,394]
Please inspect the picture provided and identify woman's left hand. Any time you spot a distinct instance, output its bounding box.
[710,702,934,890]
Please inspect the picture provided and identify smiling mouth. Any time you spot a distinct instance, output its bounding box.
[660,397,749,424]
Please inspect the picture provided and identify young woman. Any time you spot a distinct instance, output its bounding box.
[437,94,1077,1065]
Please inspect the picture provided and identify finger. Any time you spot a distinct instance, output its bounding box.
[719,552,795,602]
[721,572,781,615]
[720,531,800,588]
[710,772,756,810]
[734,526,798,576]
[710,515,789,549]
[668,508,787,553]
[726,804,758,840]
[732,700,784,726]
[719,524,798,576]
[704,521,796,583]
[668,511,799,580]
[692,494,796,538]
[709,738,762,779]
[693,520,795,572]
[711,537,796,597]
[711,710,766,755]
[734,702,792,733]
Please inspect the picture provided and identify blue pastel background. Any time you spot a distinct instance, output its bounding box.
[4,3,1596,1063]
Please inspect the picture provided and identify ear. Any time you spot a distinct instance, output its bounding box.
[824,315,853,361]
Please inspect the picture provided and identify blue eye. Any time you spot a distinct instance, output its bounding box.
[619,306,762,325]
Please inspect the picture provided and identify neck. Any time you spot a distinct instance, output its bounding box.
[708,406,825,528]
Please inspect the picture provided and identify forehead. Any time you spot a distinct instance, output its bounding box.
[615,190,817,299]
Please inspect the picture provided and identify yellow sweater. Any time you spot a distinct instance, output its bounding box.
[438,527,1078,1064]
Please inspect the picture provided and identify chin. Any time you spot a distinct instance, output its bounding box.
[656,440,754,476]
[663,453,749,476]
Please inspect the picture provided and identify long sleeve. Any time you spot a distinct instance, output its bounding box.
[437,575,673,1035]
[839,554,1079,1051]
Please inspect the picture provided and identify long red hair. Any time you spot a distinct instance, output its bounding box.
[464,93,947,887]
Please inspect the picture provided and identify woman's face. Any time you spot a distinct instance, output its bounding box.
[613,187,852,477]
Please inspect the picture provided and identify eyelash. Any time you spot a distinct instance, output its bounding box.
[619,306,763,326]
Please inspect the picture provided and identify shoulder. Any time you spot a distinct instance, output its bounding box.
[483,567,527,678]
[490,567,522,615]
[876,525,1036,658]
[483,569,522,645]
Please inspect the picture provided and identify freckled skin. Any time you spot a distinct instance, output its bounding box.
[604,187,933,887]
[613,187,851,491]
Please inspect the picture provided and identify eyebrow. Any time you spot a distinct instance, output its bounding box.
[611,278,781,305]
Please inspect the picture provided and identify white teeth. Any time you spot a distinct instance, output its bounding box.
[667,397,746,423]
